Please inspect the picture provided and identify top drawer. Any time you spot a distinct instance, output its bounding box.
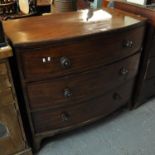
[19,26,144,81]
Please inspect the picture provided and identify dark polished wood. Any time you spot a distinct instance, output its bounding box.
[19,26,144,82]
[3,8,146,47]
[32,80,135,133]
[27,53,140,110]
[3,8,146,151]
[114,1,155,26]
[113,1,155,107]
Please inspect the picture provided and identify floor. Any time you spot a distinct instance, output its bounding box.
[37,98,155,155]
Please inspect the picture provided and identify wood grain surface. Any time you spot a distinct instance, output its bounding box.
[3,8,146,47]
[3,8,146,151]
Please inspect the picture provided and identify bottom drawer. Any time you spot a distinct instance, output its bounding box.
[32,80,134,133]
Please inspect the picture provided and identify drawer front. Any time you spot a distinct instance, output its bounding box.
[21,26,144,81]
[27,53,140,110]
[0,88,14,107]
[145,57,155,79]
[0,105,25,155]
[32,80,134,133]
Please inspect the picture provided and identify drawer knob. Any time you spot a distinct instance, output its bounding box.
[113,93,121,100]
[64,88,72,97]
[123,40,133,48]
[120,67,128,76]
[61,112,70,121]
[60,56,71,69]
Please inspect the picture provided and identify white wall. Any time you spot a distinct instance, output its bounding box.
[126,0,146,5]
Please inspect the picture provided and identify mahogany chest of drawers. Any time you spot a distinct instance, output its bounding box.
[0,46,32,155]
[3,8,146,151]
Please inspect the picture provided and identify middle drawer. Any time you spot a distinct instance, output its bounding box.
[27,53,140,111]
[21,26,144,81]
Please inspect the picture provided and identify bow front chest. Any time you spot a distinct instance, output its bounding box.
[3,8,146,151]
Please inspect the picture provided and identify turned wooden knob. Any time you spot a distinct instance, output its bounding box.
[113,93,121,101]
[61,112,70,121]
[60,56,71,69]
[64,88,72,97]
[123,40,133,48]
[120,67,129,76]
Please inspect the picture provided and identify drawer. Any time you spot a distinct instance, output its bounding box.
[0,62,7,75]
[0,88,14,107]
[20,26,144,81]
[0,105,25,155]
[145,57,155,79]
[31,80,134,133]
[27,53,140,110]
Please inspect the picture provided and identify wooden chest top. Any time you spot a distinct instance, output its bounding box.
[114,1,155,26]
[3,8,146,47]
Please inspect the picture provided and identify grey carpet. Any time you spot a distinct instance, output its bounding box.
[37,98,155,155]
